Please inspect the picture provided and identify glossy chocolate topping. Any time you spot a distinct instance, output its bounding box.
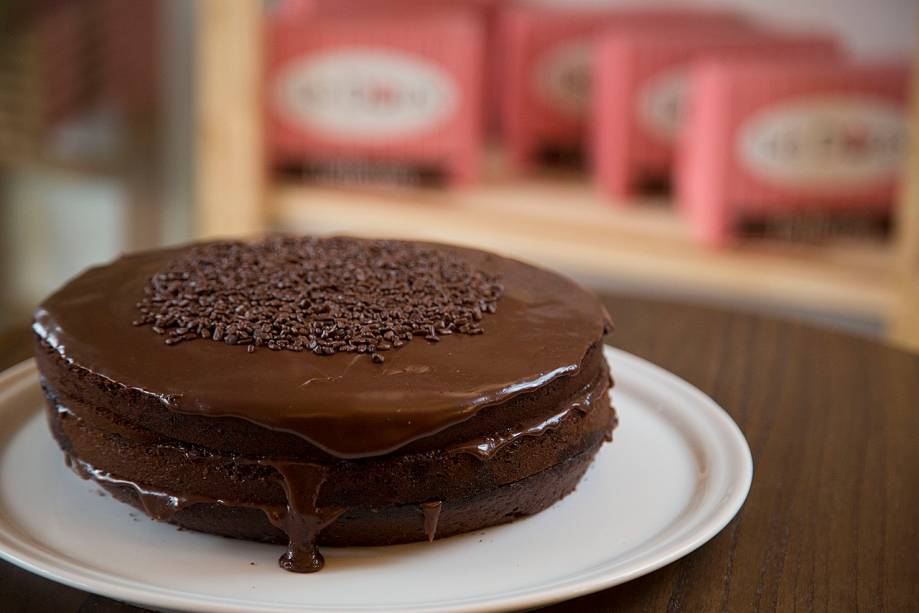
[34,238,611,459]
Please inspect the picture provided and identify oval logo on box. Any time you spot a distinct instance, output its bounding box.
[636,68,689,144]
[533,40,592,117]
[273,49,458,141]
[738,96,905,190]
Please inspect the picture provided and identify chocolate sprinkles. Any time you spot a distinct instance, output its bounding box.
[132,236,504,360]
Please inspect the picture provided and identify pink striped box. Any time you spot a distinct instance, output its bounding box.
[266,8,484,185]
[593,31,843,200]
[676,61,908,247]
[498,5,746,171]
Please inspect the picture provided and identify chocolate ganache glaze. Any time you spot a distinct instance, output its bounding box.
[34,236,613,572]
[34,237,610,457]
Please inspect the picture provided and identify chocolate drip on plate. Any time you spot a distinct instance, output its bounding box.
[263,461,344,573]
[420,501,443,542]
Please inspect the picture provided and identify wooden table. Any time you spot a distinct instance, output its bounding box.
[1,295,917,612]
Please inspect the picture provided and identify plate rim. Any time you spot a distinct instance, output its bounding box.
[0,347,753,613]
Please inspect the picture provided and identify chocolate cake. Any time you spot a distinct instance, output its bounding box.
[33,236,616,573]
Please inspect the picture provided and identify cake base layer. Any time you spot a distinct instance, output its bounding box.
[72,442,601,547]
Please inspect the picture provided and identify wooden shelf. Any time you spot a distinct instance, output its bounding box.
[269,167,896,321]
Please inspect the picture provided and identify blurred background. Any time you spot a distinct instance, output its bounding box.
[1,0,918,350]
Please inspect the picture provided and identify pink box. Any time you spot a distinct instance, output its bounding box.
[593,31,842,200]
[307,0,503,131]
[266,7,484,185]
[676,61,908,247]
[498,5,746,171]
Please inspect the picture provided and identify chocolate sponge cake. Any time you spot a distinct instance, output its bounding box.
[33,236,616,573]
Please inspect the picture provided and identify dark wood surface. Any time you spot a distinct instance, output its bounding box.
[1,294,917,613]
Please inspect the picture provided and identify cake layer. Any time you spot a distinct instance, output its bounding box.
[37,340,611,463]
[33,239,611,459]
[45,368,615,508]
[68,439,603,547]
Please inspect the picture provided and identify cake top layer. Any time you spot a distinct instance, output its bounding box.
[34,236,611,458]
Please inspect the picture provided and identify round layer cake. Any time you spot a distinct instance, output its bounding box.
[33,236,616,572]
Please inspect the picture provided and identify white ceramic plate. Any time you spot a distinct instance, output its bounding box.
[0,347,752,613]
